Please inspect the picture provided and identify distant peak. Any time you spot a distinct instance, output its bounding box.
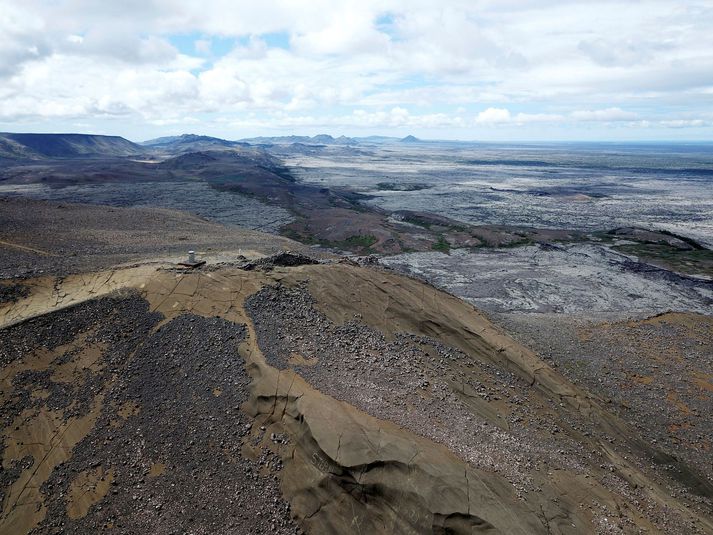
[400,135,420,143]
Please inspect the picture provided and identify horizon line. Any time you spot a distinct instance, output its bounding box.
[2,130,713,146]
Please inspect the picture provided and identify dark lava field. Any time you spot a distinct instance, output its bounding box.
[1,133,712,534]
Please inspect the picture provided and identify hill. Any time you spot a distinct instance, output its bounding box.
[141,133,250,154]
[356,135,400,143]
[1,198,712,534]
[0,133,142,160]
[242,134,357,145]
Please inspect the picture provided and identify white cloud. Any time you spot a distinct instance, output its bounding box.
[66,32,178,65]
[570,108,639,122]
[226,107,468,130]
[0,3,51,77]
[475,107,511,124]
[291,6,390,56]
[660,119,707,128]
[577,38,665,68]
[474,108,565,125]
[513,112,565,123]
[1,0,712,138]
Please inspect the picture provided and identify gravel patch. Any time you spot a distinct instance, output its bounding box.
[246,283,598,496]
[0,295,300,535]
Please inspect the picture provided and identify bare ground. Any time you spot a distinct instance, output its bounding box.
[1,198,712,534]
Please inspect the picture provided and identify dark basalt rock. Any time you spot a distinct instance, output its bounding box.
[240,251,320,271]
[0,283,30,304]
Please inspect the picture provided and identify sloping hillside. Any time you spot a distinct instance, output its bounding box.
[0,133,142,160]
[1,199,712,534]
[2,259,713,535]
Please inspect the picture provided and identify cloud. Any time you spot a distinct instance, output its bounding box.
[475,108,565,125]
[225,107,469,130]
[513,112,565,123]
[62,31,179,64]
[291,6,390,56]
[660,119,707,128]
[577,38,664,68]
[570,108,639,122]
[0,4,51,77]
[1,0,713,139]
[475,107,511,124]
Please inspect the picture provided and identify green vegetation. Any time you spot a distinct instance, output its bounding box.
[281,228,317,245]
[402,214,432,229]
[497,237,534,249]
[281,229,378,253]
[431,235,450,253]
[613,243,713,277]
[400,213,467,232]
[344,234,378,248]
[658,229,706,250]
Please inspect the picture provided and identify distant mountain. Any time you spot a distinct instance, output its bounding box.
[241,134,357,145]
[355,135,400,143]
[0,133,143,160]
[140,135,185,146]
[310,134,335,144]
[399,135,421,143]
[141,134,250,154]
[241,135,310,145]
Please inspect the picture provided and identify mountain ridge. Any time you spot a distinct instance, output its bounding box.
[141,133,250,151]
[0,132,143,160]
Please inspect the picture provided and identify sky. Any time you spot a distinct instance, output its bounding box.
[1,0,713,142]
